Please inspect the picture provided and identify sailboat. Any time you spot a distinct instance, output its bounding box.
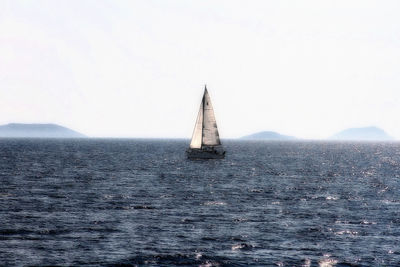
[187,86,226,159]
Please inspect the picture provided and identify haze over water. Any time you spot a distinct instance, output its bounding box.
[2,1,400,266]
[2,1,400,139]
[1,139,399,266]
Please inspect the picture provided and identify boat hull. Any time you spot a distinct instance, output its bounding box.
[186,148,225,159]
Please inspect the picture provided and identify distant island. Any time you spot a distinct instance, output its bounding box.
[0,123,86,138]
[241,131,296,141]
[330,126,393,141]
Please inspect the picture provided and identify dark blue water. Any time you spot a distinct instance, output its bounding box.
[1,139,400,266]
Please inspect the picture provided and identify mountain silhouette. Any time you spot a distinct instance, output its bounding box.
[330,126,393,141]
[0,123,86,138]
[241,131,296,140]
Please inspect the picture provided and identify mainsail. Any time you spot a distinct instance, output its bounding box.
[189,87,221,149]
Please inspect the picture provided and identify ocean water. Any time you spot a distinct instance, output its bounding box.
[1,139,400,266]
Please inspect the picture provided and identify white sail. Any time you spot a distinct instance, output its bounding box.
[187,86,225,159]
[189,87,221,149]
[189,99,203,148]
[201,88,221,146]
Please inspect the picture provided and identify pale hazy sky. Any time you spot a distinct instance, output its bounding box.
[1,0,400,139]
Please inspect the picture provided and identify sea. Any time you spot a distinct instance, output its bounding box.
[1,139,400,266]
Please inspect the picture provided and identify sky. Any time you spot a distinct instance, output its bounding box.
[1,0,400,139]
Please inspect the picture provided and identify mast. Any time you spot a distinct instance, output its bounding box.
[201,85,206,148]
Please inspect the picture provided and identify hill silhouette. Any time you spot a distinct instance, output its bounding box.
[0,123,86,138]
[241,131,296,140]
[330,126,393,141]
